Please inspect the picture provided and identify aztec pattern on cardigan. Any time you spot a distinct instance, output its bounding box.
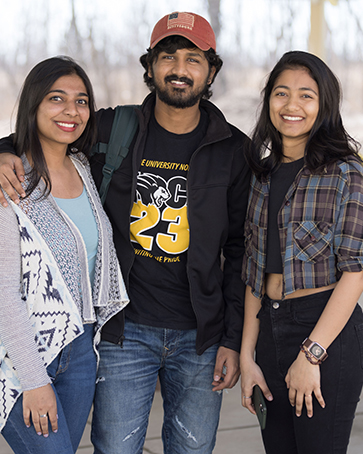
[0,152,128,431]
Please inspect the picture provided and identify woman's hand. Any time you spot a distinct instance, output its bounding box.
[22,383,58,437]
[285,351,325,418]
[240,357,273,415]
[240,287,272,414]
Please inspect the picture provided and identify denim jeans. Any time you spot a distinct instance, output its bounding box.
[91,317,222,454]
[256,290,363,454]
[2,324,97,454]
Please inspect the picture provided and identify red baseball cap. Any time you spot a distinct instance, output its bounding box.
[150,12,216,52]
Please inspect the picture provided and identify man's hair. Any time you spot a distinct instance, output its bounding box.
[139,36,223,100]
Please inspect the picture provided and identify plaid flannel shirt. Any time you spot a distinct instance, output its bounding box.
[242,157,363,299]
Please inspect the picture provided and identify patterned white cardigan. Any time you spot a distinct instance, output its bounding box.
[0,153,129,431]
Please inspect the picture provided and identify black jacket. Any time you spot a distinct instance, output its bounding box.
[90,93,251,354]
[0,93,251,354]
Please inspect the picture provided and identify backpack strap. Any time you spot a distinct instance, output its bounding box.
[91,105,139,204]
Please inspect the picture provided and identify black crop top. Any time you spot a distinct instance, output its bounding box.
[265,158,304,274]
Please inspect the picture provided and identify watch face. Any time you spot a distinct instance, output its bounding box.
[311,343,324,359]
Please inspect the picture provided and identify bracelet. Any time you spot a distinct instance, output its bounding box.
[300,345,322,365]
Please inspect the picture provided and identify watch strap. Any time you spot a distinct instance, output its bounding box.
[301,338,328,364]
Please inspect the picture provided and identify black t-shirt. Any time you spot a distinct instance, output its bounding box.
[265,158,304,273]
[126,109,208,329]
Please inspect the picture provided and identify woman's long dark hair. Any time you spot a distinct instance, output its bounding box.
[14,56,97,197]
[247,51,361,180]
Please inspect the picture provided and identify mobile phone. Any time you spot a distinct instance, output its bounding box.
[252,384,267,430]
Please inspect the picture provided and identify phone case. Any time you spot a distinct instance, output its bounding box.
[252,385,267,430]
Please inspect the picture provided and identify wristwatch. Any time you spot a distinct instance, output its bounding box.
[301,338,328,362]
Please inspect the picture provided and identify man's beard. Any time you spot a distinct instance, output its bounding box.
[153,74,210,109]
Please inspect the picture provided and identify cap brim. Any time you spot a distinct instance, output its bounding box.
[150,30,212,51]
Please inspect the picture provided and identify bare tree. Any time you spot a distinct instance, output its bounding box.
[63,0,84,58]
[207,0,222,41]
[206,0,226,95]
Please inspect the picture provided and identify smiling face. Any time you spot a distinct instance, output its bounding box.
[269,68,319,152]
[36,74,90,152]
[148,47,215,109]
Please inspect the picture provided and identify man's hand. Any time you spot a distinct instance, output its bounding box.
[0,153,25,206]
[212,346,240,391]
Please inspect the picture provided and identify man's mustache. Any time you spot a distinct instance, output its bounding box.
[164,75,193,86]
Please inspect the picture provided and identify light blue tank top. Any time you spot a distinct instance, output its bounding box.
[54,187,98,285]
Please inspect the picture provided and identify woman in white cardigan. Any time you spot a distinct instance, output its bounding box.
[0,56,128,454]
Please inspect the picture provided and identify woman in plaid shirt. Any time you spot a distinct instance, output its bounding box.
[240,51,363,454]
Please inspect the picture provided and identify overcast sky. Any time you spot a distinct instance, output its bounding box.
[1,0,363,63]
[1,0,363,141]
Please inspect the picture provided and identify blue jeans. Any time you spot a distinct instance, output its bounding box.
[257,291,363,454]
[92,318,222,454]
[2,324,97,454]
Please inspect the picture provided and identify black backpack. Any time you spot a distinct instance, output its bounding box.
[91,105,139,204]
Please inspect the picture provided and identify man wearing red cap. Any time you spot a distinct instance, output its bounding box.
[0,11,250,454]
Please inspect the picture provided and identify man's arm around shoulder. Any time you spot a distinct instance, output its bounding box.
[0,134,25,206]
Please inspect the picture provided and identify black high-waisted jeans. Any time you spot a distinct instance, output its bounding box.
[256,290,363,454]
